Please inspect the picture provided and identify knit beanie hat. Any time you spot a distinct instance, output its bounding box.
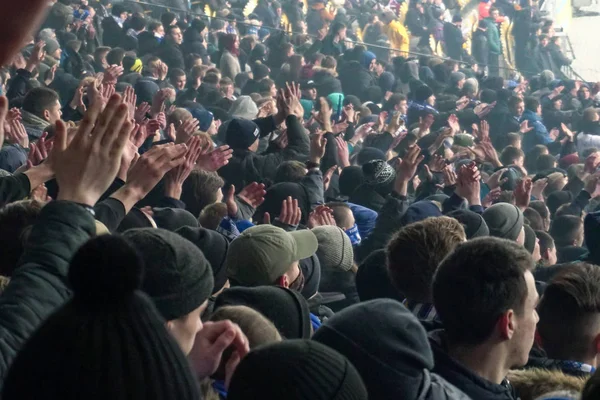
[189,108,214,132]
[215,286,312,339]
[152,208,199,231]
[482,203,524,241]
[252,63,270,80]
[313,299,469,400]
[230,96,259,120]
[400,201,442,226]
[415,85,434,102]
[228,340,368,400]
[356,147,386,166]
[362,51,376,69]
[327,93,345,117]
[176,226,230,295]
[450,71,466,86]
[300,253,322,300]
[123,228,214,321]
[523,225,536,255]
[355,249,404,302]
[453,133,474,148]
[134,79,160,104]
[43,38,60,55]
[339,166,364,196]
[313,226,354,272]
[585,211,600,262]
[447,209,489,239]
[379,71,396,93]
[362,159,396,186]
[2,235,199,400]
[225,118,260,149]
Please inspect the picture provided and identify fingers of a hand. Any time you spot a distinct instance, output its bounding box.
[263,212,271,225]
[100,102,129,149]
[53,120,68,152]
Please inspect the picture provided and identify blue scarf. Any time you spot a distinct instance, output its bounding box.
[213,380,227,398]
[344,224,362,246]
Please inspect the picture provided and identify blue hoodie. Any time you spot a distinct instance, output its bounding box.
[521,109,553,153]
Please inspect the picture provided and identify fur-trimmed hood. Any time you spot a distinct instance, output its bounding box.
[507,368,587,400]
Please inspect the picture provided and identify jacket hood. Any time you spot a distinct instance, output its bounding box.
[313,300,469,400]
[506,368,587,400]
[429,330,517,400]
[400,61,420,84]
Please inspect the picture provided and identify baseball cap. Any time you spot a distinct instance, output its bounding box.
[301,80,317,90]
[226,225,318,286]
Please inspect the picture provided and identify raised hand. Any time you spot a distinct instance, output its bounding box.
[443,165,457,187]
[5,119,29,148]
[164,137,203,199]
[122,86,137,121]
[482,187,502,208]
[395,145,424,195]
[447,114,460,133]
[323,165,337,191]
[196,145,233,172]
[531,178,548,200]
[520,120,533,134]
[276,196,302,226]
[335,135,350,168]
[103,65,124,85]
[135,102,151,123]
[514,177,533,210]
[175,118,200,144]
[307,205,336,228]
[225,182,266,218]
[455,162,481,206]
[26,41,46,72]
[310,133,327,163]
[53,94,131,207]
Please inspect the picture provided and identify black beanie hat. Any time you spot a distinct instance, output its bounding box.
[355,249,404,302]
[362,159,396,186]
[313,299,470,400]
[546,190,574,216]
[2,235,199,400]
[415,85,434,102]
[215,286,312,339]
[447,209,490,239]
[123,228,214,321]
[152,208,199,231]
[225,118,260,149]
[175,226,230,294]
[228,340,368,400]
[356,147,386,166]
[482,203,524,241]
[339,166,364,196]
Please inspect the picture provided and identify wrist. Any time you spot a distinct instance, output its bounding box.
[309,156,322,165]
[56,191,97,208]
[164,183,183,200]
[25,62,36,73]
[394,180,409,196]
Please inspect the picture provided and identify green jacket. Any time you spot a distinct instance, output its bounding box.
[483,18,502,55]
[0,200,95,384]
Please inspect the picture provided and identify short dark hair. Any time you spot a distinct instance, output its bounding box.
[148,21,162,32]
[169,68,186,80]
[525,97,540,112]
[258,78,275,94]
[525,145,549,173]
[536,154,557,171]
[204,73,220,85]
[106,47,126,66]
[536,230,555,254]
[383,93,406,112]
[22,87,60,118]
[388,217,466,303]
[274,161,306,183]
[166,24,180,37]
[550,215,583,248]
[129,14,147,31]
[433,237,534,345]
[321,56,337,69]
[181,170,225,218]
[538,263,600,360]
[508,95,523,110]
[524,207,544,231]
[530,200,550,226]
[506,132,521,147]
[500,146,524,166]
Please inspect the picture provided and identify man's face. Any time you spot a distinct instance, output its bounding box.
[166,300,208,355]
[545,245,557,265]
[170,27,183,45]
[338,27,347,40]
[45,100,62,124]
[304,88,317,100]
[207,120,218,136]
[457,78,465,89]
[155,24,165,37]
[491,10,499,19]
[426,94,435,106]
[174,75,186,90]
[541,38,549,47]
[374,63,384,76]
[222,84,234,98]
[515,101,525,117]
[532,238,541,263]
[270,84,277,98]
[510,271,539,367]
[553,99,562,110]
[283,260,304,292]
[398,99,408,115]
[581,87,591,99]
[369,59,377,71]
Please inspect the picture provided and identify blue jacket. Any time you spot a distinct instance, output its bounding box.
[521,109,553,153]
[406,101,439,128]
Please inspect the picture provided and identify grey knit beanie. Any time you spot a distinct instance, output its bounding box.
[312,226,354,272]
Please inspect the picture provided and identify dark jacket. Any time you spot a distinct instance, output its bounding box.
[156,41,185,70]
[320,36,346,58]
[0,173,31,206]
[101,16,124,48]
[338,61,376,99]
[430,330,519,400]
[0,201,96,384]
[218,115,310,191]
[312,68,342,98]
[443,22,464,60]
[486,100,520,149]
[472,28,490,65]
[406,8,430,46]
[535,45,559,75]
[547,42,571,68]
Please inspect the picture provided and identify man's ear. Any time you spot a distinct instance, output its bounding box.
[276,275,289,288]
[43,109,51,121]
[542,248,550,261]
[498,310,516,340]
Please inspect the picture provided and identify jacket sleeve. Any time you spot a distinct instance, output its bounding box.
[301,169,325,205]
[0,201,95,381]
[6,69,33,101]
[93,197,126,232]
[0,173,31,206]
[320,132,339,172]
[256,115,310,176]
[355,191,409,263]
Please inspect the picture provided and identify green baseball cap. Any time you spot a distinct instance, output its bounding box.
[225,225,318,287]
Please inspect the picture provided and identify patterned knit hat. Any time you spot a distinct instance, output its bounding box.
[228,340,368,400]
[362,159,396,186]
[2,235,200,400]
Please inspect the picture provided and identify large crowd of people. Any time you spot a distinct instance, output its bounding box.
[0,0,600,399]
